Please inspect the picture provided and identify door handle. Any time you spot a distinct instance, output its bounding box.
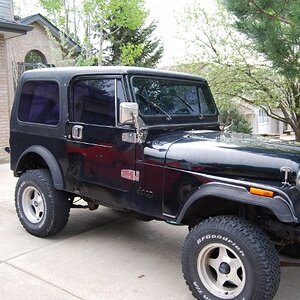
[72,125,83,140]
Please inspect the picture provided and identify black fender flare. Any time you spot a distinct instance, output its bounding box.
[176,182,296,223]
[16,145,64,190]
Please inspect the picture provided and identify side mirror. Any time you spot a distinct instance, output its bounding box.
[119,102,139,125]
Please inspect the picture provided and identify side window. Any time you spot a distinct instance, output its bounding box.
[116,79,127,123]
[18,81,59,125]
[73,79,116,126]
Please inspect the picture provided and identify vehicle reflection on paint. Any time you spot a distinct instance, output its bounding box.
[67,142,135,191]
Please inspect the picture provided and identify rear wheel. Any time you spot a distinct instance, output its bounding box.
[15,169,70,237]
[182,215,280,299]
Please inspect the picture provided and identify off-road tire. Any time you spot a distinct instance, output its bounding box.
[15,169,70,237]
[182,215,280,300]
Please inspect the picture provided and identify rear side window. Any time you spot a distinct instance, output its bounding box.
[18,81,60,125]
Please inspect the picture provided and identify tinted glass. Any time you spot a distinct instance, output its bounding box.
[132,77,217,117]
[18,81,59,125]
[116,80,127,123]
[73,79,115,126]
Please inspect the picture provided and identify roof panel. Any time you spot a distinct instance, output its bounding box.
[21,66,206,83]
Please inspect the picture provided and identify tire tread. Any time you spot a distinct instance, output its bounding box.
[15,169,70,237]
[182,215,280,300]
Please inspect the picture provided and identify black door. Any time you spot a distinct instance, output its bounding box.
[66,76,137,193]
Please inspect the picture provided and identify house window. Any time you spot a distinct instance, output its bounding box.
[24,50,48,71]
[18,81,60,125]
[258,109,269,124]
[25,50,47,64]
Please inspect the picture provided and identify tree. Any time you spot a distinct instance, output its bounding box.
[219,108,253,134]
[82,0,148,65]
[177,1,300,138]
[223,0,300,79]
[37,0,150,67]
[221,0,300,141]
[37,0,83,65]
[39,0,71,34]
[45,28,79,67]
[105,20,164,67]
[173,62,253,134]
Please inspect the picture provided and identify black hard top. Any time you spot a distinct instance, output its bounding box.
[20,66,207,83]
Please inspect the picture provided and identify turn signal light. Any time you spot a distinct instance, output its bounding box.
[250,187,274,198]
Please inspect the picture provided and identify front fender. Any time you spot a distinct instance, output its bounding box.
[16,145,64,190]
[176,182,297,223]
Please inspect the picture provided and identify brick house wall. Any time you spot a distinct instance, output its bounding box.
[0,34,10,162]
[0,9,79,163]
[6,22,61,111]
[0,22,64,163]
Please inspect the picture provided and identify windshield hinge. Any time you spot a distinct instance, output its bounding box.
[122,132,137,144]
[122,129,147,144]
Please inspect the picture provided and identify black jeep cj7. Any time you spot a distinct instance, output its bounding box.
[9,66,300,299]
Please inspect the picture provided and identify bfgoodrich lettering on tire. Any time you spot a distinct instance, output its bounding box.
[15,169,70,237]
[182,215,280,300]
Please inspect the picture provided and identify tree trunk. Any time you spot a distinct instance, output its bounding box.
[98,26,104,66]
[295,122,300,142]
[85,15,92,60]
[73,0,77,39]
[63,0,69,34]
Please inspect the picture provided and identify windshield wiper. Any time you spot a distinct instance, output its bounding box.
[136,93,172,121]
[174,95,195,112]
[173,94,204,119]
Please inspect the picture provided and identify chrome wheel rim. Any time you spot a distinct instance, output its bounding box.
[22,186,45,224]
[197,243,246,299]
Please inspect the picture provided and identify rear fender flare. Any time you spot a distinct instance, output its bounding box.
[16,145,64,190]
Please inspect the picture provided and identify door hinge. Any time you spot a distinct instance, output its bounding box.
[121,169,140,181]
[122,132,137,144]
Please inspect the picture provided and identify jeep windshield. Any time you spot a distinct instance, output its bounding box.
[131,76,217,125]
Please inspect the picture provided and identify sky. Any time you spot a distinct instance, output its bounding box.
[144,0,217,66]
[14,0,217,67]
[144,0,196,66]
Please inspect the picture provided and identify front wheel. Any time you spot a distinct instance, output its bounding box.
[15,169,71,237]
[182,215,280,300]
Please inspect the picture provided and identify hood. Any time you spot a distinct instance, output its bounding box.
[146,130,300,183]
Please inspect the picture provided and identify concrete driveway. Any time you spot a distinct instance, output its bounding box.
[0,163,299,300]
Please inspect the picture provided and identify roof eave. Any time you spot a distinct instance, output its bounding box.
[0,21,33,34]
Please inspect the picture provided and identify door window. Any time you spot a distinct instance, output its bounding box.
[73,79,116,126]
